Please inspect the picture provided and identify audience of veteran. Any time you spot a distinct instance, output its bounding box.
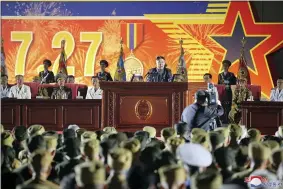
[2,122,283,189]
[97,60,113,81]
[1,74,10,98]
[86,76,103,99]
[8,75,31,99]
[38,59,55,84]
[270,77,283,102]
[51,76,72,99]
[146,56,172,82]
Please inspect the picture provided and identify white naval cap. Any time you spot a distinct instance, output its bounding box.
[177,143,212,167]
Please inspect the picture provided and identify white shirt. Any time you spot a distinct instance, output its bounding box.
[270,88,283,102]
[8,84,31,99]
[1,85,10,98]
[86,87,102,99]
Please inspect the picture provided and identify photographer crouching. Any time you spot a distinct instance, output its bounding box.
[181,90,224,131]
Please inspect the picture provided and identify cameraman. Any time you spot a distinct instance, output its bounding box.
[181,90,224,131]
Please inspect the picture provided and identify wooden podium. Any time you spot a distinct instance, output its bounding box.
[100,82,189,133]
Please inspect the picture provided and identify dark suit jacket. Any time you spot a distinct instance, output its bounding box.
[181,103,224,131]
[146,68,172,82]
[55,158,84,180]
[218,72,237,102]
[39,70,55,83]
[97,71,113,81]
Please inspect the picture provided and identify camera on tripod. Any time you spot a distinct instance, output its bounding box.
[206,83,217,106]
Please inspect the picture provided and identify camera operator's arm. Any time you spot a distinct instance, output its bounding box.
[181,105,197,128]
[204,104,224,118]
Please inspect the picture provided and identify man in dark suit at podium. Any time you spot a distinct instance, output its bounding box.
[39,59,55,84]
[146,56,172,82]
[218,60,237,123]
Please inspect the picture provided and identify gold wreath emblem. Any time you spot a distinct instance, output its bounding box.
[135,100,153,121]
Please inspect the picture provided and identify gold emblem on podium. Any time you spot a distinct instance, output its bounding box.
[135,100,152,121]
[124,51,144,81]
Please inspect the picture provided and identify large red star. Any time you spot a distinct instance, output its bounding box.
[209,2,283,98]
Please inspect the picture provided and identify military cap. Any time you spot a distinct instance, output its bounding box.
[1,124,4,133]
[177,143,212,167]
[75,161,106,187]
[194,170,223,189]
[43,59,52,67]
[68,124,80,132]
[28,124,45,137]
[278,126,283,138]
[191,132,211,150]
[121,138,141,154]
[174,122,190,136]
[108,132,128,144]
[228,124,242,140]
[143,126,156,138]
[81,131,97,143]
[103,126,117,134]
[42,130,58,138]
[1,131,14,147]
[191,128,206,138]
[76,128,87,140]
[209,131,225,149]
[100,60,109,67]
[158,164,187,187]
[28,135,46,153]
[263,140,280,151]
[271,149,283,168]
[63,128,76,139]
[214,127,230,143]
[247,128,261,142]
[44,136,58,151]
[108,148,133,171]
[161,128,177,142]
[31,149,53,173]
[55,73,67,82]
[248,142,271,162]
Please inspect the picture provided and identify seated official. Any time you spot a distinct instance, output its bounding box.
[229,78,252,124]
[66,75,75,84]
[270,77,283,101]
[86,76,102,99]
[181,90,224,131]
[1,74,10,98]
[8,75,31,99]
[97,60,113,81]
[146,56,172,82]
[51,77,72,99]
[39,59,55,84]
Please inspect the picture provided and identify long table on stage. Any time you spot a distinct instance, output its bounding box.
[1,99,102,131]
[241,101,283,135]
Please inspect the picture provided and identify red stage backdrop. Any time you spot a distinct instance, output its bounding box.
[1,1,283,98]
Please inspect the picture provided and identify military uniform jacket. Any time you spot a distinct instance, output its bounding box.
[270,88,283,102]
[86,87,103,99]
[1,84,11,98]
[232,86,252,107]
[146,67,172,82]
[16,178,60,189]
[39,70,55,83]
[8,84,31,99]
[97,71,113,81]
[51,86,72,99]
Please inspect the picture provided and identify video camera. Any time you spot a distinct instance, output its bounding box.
[206,83,217,106]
